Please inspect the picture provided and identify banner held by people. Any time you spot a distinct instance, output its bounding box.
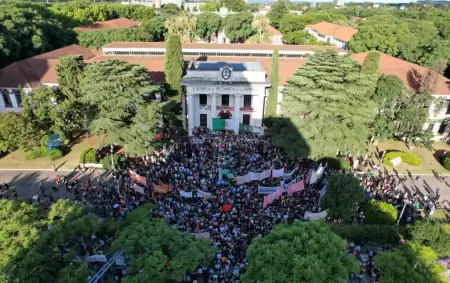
[129,169,148,188]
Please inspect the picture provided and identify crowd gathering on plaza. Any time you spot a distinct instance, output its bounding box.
[3,128,441,282]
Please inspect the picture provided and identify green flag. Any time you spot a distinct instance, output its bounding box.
[239,123,253,133]
[212,118,225,131]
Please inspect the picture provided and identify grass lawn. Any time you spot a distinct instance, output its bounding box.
[368,140,450,175]
[0,135,103,170]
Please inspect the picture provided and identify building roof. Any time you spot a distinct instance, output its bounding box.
[265,25,283,36]
[102,42,342,52]
[351,51,450,95]
[305,22,357,42]
[0,45,96,88]
[74,18,139,32]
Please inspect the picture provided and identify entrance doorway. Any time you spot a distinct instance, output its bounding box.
[218,110,232,119]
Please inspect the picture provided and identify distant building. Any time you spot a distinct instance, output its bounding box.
[73,18,139,32]
[265,25,283,45]
[304,22,357,50]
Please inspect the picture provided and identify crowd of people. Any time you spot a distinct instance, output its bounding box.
[2,128,445,283]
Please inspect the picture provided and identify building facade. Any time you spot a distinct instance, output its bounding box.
[305,22,357,50]
[182,62,269,134]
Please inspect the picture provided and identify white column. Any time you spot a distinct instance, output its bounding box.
[234,94,241,124]
[188,93,195,135]
[210,93,217,119]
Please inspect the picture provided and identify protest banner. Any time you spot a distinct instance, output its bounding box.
[258,186,283,194]
[153,182,171,193]
[197,189,212,199]
[287,180,305,195]
[283,167,298,180]
[319,184,327,204]
[237,169,272,185]
[80,163,103,169]
[236,173,251,185]
[180,190,193,198]
[271,168,285,178]
[304,210,327,221]
[129,169,147,188]
[133,183,145,195]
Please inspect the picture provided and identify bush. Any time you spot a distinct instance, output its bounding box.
[100,154,123,170]
[79,147,97,164]
[121,203,158,228]
[363,200,398,225]
[383,151,422,166]
[24,147,48,160]
[329,223,405,244]
[48,148,63,161]
[443,156,450,170]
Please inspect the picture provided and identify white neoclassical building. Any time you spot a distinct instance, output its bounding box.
[182,61,270,135]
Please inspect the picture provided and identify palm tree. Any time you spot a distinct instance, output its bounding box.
[251,16,269,44]
[164,13,197,43]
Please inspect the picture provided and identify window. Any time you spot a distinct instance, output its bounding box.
[427,123,435,132]
[243,95,252,107]
[243,114,250,125]
[222,95,229,106]
[2,92,12,108]
[446,100,450,114]
[14,92,21,107]
[200,114,207,127]
[438,122,447,134]
[199,94,207,105]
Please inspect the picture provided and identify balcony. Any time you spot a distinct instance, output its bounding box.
[199,105,211,110]
[217,105,233,110]
[240,107,254,112]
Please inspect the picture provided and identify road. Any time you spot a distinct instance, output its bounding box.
[0,169,114,200]
[0,170,450,203]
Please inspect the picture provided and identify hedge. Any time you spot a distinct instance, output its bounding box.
[48,149,63,161]
[80,147,97,164]
[443,156,450,170]
[329,223,405,244]
[383,151,422,166]
[24,147,49,160]
[100,154,124,170]
[363,200,398,225]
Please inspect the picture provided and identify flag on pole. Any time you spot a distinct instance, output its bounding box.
[309,170,318,184]
[319,184,327,204]
[305,169,312,185]
[224,119,239,133]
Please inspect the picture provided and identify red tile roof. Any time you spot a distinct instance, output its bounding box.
[102,42,342,52]
[351,51,450,95]
[0,45,96,88]
[306,22,357,42]
[74,18,139,32]
[265,25,283,36]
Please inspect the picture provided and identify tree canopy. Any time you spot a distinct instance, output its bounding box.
[274,51,376,158]
[195,12,222,42]
[407,220,450,258]
[323,174,366,220]
[265,49,279,122]
[267,0,289,29]
[242,221,359,283]
[222,11,254,43]
[112,219,215,283]
[374,242,446,283]
[164,34,184,100]
[220,0,246,12]
[80,59,160,154]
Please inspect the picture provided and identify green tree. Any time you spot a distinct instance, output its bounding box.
[242,221,359,283]
[282,31,319,45]
[363,200,398,225]
[0,200,43,270]
[199,2,220,12]
[164,34,184,100]
[222,11,254,43]
[80,60,159,149]
[251,16,270,44]
[361,51,380,74]
[267,0,289,29]
[161,3,182,16]
[408,220,450,257]
[126,103,161,155]
[221,0,246,12]
[323,174,366,220]
[112,219,215,283]
[47,199,84,223]
[274,51,376,158]
[374,242,446,283]
[265,49,279,122]
[0,112,41,152]
[58,262,93,283]
[279,13,304,33]
[21,86,58,132]
[56,55,85,101]
[195,12,222,42]
[145,16,166,41]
